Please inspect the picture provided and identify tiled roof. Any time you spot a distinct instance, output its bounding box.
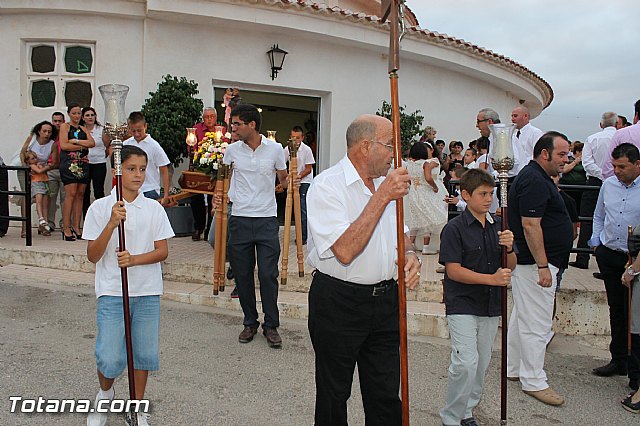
[248,0,553,108]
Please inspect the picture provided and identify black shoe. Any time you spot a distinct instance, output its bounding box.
[592,361,627,377]
[593,272,604,280]
[192,229,202,241]
[630,378,639,391]
[621,393,640,414]
[238,324,259,343]
[230,287,239,298]
[227,267,234,280]
[460,418,478,426]
[568,261,589,269]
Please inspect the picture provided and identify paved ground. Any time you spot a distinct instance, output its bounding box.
[1,277,638,425]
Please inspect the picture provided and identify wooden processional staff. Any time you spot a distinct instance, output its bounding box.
[213,165,230,295]
[111,140,139,426]
[381,1,410,424]
[281,139,305,286]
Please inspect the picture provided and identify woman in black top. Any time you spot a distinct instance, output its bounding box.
[59,103,95,240]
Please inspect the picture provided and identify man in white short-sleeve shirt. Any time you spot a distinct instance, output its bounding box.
[306,114,421,424]
[283,126,315,244]
[222,104,288,348]
[123,111,171,202]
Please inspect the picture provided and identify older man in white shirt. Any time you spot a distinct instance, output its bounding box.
[511,106,544,173]
[569,111,618,270]
[306,114,421,425]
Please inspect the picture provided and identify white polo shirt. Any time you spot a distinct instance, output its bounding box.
[284,142,315,185]
[306,155,407,285]
[83,187,175,298]
[223,135,286,217]
[123,134,170,194]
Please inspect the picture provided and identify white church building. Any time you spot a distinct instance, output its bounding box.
[1,0,552,180]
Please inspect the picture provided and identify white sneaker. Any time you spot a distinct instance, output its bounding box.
[87,389,113,426]
[124,412,151,426]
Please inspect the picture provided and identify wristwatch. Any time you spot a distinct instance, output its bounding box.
[626,266,640,276]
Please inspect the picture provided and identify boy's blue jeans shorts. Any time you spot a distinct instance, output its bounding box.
[96,295,160,379]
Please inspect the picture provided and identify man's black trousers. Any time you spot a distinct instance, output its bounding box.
[308,271,401,426]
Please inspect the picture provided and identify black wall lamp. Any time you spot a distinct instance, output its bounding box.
[267,44,288,80]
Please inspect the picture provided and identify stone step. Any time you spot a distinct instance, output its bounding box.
[0,244,446,303]
[0,237,613,337]
[0,264,450,338]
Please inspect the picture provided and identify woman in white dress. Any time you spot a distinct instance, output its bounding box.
[404,141,448,254]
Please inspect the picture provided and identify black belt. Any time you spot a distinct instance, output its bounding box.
[313,270,395,297]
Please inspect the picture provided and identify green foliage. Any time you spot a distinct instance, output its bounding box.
[141,75,204,167]
[376,101,424,154]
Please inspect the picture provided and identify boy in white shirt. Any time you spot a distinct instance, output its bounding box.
[123,111,171,203]
[84,145,174,426]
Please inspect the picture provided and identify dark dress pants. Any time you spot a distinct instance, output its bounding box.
[83,163,107,216]
[227,216,280,329]
[0,166,8,236]
[575,177,602,265]
[308,272,401,426]
[190,194,213,232]
[299,182,310,243]
[595,245,635,369]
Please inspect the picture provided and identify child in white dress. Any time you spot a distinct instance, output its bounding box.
[404,141,448,254]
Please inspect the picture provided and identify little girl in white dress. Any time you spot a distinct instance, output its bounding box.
[404,141,448,254]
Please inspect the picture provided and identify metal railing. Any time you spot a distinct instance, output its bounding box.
[0,165,32,246]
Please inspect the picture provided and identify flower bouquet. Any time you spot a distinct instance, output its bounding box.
[193,131,231,177]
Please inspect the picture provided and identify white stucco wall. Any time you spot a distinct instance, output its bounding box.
[0,0,549,184]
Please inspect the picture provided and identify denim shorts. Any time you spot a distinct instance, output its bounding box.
[96,295,160,379]
[31,181,49,197]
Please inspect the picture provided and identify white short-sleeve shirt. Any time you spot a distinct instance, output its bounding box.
[83,187,175,297]
[87,125,107,164]
[123,135,170,193]
[284,142,315,185]
[223,135,286,217]
[306,155,407,284]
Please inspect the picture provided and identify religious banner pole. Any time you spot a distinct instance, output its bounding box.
[489,123,516,425]
[111,140,138,426]
[382,1,409,423]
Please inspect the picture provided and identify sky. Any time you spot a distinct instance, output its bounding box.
[408,0,639,141]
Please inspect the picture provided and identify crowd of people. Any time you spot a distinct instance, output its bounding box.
[407,102,640,424]
[2,98,639,425]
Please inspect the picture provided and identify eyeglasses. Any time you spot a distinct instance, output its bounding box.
[231,121,247,127]
[476,118,489,124]
[371,140,394,152]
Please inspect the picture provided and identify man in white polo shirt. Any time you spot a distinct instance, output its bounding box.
[123,111,170,203]
[284,125,315,245]
[222,104,288,348]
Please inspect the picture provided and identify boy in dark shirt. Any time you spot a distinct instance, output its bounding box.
[439,169,516,426]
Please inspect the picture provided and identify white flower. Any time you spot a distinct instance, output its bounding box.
[212,162,219,170]
[199,157,207,165]
[221,142,228,148]
[207,145,215,152]
[225,132,232,139]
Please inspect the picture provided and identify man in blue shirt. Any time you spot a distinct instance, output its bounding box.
[590,143,640,392]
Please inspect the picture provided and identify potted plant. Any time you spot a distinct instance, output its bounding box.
[376,101,424,155]
[141,75,204,235]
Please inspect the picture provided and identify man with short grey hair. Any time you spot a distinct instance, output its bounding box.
[569,111,618,269]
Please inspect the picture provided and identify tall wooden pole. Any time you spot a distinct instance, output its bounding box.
[219,170,231,293]
[111,140,138,426]
[383,1,409,424]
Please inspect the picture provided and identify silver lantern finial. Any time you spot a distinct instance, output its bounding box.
[489,123,516,206]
